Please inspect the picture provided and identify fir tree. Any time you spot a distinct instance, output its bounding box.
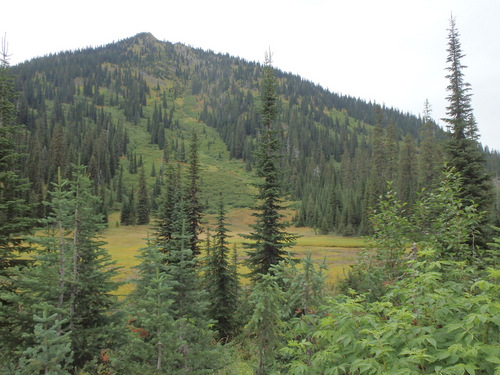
[159,201,219,372]
[243,52,298,280]
[205,194,239,341]
[23,165,121,370]
[0,36,35,359]
[155,163,181,246]
[16,305,73,375]
[442,16,493,246]
[136,165,150,225]
[247,274,284,375]
[185,130,203,256]
[123,241,179,373]
[418,100,443,192]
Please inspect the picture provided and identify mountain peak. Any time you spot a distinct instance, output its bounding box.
[133,32,158,43]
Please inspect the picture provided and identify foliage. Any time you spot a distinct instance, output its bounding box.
[283,173,500,374]
[205,194,239,341]
[341,168,482,300]
[283,254,500,374]
[15,305,73,375]
[246,274,285,375]
[243,53,298,280]
[442,16,494,246]
[0,37,36,358]
[119,241,179,373]
[11,165,122,371]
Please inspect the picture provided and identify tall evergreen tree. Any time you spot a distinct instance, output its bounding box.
[155,163,181,246]
[442,16,493,246]
[185,130,203,256]
[205,194,239,341]
[397,135,418,207]
[23,165,121,370]
[157,200,219,372]
[136,165,150,225]
[418,100,443,192]
[0,37,35,359]
[243,52,298,280]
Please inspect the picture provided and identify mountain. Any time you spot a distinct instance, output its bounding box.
[10,32,500,235]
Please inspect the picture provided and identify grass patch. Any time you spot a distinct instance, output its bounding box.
[102,209,363,297]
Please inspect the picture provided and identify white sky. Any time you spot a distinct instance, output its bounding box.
[3,0,500,150]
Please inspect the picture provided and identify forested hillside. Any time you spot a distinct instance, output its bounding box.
[2,25,499,374]
[10,32,499,234]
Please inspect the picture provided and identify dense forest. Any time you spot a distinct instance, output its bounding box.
[1,18,499,374]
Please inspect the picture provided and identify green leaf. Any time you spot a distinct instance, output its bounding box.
[426,336,437,347]
[485,356,500,364]
[464,363,476,375]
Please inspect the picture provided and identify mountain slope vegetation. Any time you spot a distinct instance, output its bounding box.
[10,32,500,234]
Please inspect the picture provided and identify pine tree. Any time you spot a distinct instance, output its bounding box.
[442,16,493,246]
[243,52,298,280]
[205,194,239,341]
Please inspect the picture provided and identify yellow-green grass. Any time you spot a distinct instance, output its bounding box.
[102,209,364,298]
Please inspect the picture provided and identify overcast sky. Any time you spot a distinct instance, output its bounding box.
[3,0,500,150]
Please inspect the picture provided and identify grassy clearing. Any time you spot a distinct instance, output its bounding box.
[102,209,364,297]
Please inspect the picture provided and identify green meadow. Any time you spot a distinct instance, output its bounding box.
[103,210,364,297]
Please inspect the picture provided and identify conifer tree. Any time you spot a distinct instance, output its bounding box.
[442,16,493,245]
[22,165,121,370]
[159,200,219,372]
[247,274,284,375]
[205,194,239,341]
[185,130,203,256]
[16,305,73,374]
[0,36,35,358]
[155,163,181,246]
[418,100,443,192]
[123,242,179,373]
[243,52,298,280]
[136,165,150,225]
[397,135,418,207]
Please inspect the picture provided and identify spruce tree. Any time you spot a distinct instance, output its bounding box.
[243,52,298,280]
[442,16,493,246]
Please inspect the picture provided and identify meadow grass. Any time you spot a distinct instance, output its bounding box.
[102,209,364,297]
